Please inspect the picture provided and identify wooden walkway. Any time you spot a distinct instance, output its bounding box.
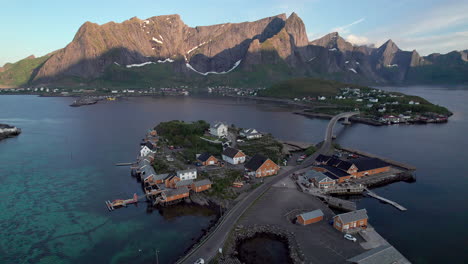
[365,188,407,211]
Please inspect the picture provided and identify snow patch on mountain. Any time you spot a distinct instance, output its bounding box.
[186,60,241,75]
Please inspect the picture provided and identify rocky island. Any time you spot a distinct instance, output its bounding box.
[0,124,21,141]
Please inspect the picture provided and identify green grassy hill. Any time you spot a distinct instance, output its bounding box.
[257,77,364,98]
[0,55,51,87]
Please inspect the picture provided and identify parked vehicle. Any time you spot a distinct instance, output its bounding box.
[194,258,205,264]
[344,234,357,242]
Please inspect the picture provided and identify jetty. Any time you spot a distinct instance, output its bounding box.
[115,162,134,166]
[364,188,407,211]
[105,193,140,211]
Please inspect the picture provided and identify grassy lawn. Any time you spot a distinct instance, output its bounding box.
[238,134,284,163]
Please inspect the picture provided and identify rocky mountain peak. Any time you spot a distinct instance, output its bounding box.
[310,32,353,52]
[284,12,309,47]
[379,39,400,53]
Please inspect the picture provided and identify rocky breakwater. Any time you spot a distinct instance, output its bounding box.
[0,124,21,141]
[221,224,305,264]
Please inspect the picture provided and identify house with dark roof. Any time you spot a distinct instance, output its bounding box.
[244,154,280,178]
[351,158,390,177]
[315,154,332,164]
[333,209,368,232]
[240,128,262,139]
[297,209,324,225]
[196,152,218,166]
[313,166,353,183]
[222,147,246,165]
[191,179,213,192]
[140,141,156,157]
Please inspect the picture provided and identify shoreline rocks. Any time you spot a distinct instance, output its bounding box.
[0,124,21,141]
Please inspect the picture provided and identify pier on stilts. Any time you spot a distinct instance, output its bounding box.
[364,188,407,211]
[105,193,145,211]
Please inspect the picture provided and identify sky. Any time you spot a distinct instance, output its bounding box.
[1,0,467,66]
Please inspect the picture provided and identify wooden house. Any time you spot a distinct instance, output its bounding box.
[333,209,368,232]
[351,158,390,177]
[197,152,218,166]
[164,173,181,188]
[222,147,246,165]
[297,209,324,225]
[161,187,190,203]
[175,179,194,189]
[244,154,280,178]
[191,179,213,193]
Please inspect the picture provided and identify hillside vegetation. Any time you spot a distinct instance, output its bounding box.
[258,78,364,98]
[0,55,51,87]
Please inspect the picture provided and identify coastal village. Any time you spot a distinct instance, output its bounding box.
[111,120,282,208]
[103,116,414,263]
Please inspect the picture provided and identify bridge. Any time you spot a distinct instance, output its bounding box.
[178,112,359,264]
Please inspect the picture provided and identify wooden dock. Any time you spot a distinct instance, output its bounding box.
[115,162,134,166]
[365,188,407,211]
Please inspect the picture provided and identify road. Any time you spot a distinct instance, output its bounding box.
[178,111,359,264]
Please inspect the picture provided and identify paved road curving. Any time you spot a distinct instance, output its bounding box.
[179,111,359,264]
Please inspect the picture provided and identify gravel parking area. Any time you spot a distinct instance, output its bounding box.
[238,186,366,264]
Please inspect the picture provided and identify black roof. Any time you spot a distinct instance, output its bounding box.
[328,157,342,167]
[197,152,214,162]
[352,157,389,171]
[164,172,177,181]
[336,160,354,171]
[315,154,331,163]
[245,154,269,171]
[317,165,350,177]
[323,171,340,180]
[222,147,241,158]
[145,141,155,150]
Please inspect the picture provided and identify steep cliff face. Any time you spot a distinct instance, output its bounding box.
[34,14,290,81]
[1,13,465,88]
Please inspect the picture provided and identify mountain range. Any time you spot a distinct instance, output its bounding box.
[0,13,467,88]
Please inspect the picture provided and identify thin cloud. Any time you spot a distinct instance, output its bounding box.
[332,18,365,34]
[346,34,369,46]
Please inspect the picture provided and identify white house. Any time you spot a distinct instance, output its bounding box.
[140,142,156,157]
[209,122,228,137]
[240,128,262,139]
[177,168,197,180]
[222,147,247,165]
[369,98,379,103]
[111,90,118,94]
[318,96,326,101]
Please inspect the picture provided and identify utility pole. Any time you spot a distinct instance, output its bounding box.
[155,249,160,264]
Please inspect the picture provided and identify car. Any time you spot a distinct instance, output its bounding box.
[344,234,357,242]
[194,258,205,264]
